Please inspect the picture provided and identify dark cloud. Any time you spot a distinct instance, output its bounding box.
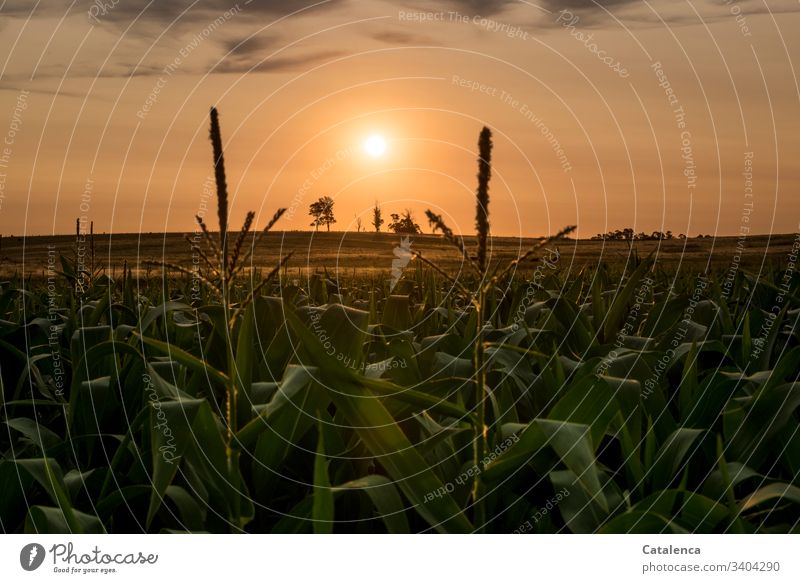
[537,0,800,28]
[541,0,799,14]
[216,33,348,73]
[442,0,516,14]
[0,83,89,98]
[370,30,438,45]
[0,0,343,21]
[227,35,280,53]
[0,2,350,81]
[536,0,638,27]
[428,0,696,18]
[224,35,283,61]
[215,49,347,73]
[539,0,632,10]
[396,0,631,28]
[400,0,515,17]
[1,1,345,29]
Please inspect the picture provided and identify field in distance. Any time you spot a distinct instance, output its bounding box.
[1,231,795,280]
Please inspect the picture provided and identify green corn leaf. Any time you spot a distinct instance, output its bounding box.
[25,505,105,534]
[146,398,205,529]
[14,458,84,533]
[284,306,473,533]
[740,483,800,512]
[332,474,410,533]
[649,427,704,490]
[603,255,653,343]
[313,425,334,534]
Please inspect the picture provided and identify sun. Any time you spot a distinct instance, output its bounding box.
[364,134,387,158]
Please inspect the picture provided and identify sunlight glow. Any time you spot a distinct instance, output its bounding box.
[364,134,387,158]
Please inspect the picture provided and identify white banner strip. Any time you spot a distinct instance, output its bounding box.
[1,534,797,582]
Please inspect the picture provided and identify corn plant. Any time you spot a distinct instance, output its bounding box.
[418,126,575,529]
[140,107,291,528]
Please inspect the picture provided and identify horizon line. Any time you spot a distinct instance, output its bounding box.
[0,230,793,239]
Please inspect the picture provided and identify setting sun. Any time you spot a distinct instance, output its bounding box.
[364,134,387,158]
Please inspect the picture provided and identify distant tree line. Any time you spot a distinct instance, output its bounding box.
[307,198,728,241]
[591,228,690,241]
[309,197,421,234]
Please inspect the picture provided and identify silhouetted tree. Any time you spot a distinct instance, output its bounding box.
[372,201,384,233]
[309,196,336,232]
[388,209,421,234]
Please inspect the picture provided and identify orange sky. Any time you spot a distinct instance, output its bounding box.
[0,0,799,237]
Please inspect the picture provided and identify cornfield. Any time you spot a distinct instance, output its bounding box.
[1,109,799,534]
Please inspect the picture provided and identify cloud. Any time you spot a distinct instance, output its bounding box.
[225,35,282,56]
[540,0,800,12]
[540,0,632,10]
[0,1,353,84]
[536,0,645,27]
[443,0,516,14]
[0,83,89,98]
[536,0,800,28]
[215,48,348,73]
[221,34,283,70]
[400,0,515,17]
[370,30,438,45]
[215,32,349,73]
[1,0,346,25]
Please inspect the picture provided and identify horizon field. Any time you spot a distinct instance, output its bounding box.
[1,231,796,279]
